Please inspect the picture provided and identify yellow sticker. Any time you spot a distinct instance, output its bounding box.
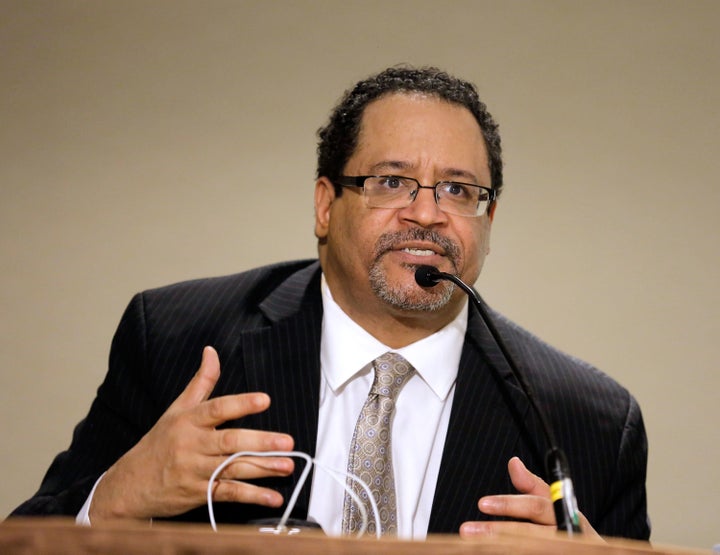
[550,480,563,502]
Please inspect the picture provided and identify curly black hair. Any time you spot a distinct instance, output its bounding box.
[316,66,503,198]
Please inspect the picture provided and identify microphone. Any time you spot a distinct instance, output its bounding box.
[414,265,582,535]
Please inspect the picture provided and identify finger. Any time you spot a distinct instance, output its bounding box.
[478,493,555,524]
[209,427,294,455]
[212,479,285,508]
[460,519,558,539]
[210,455,295,480]
[507,456,549,496]
[192,391,273,428]
[577,512,604,541]
[170,346,222,412]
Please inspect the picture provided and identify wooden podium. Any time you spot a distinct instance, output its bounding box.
[0,518,709,555]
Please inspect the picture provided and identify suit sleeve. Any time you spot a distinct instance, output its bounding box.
[9,293,156,517]
[594,394,651,540]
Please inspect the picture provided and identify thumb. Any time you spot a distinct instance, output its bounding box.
[508,456,549,496]
[169,346,221,411]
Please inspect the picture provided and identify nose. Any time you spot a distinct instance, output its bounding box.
[398,185,448,227]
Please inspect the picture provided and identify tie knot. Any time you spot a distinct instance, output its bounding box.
[371,352,415,400]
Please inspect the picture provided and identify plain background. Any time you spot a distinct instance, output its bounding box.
[1,0,718,549]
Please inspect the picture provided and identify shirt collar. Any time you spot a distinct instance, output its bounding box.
[320,273,467,401]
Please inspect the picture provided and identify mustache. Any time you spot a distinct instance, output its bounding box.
[373,228,461,269]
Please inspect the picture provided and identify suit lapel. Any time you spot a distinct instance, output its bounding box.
[239,262,323,516]
[428,303,544,533]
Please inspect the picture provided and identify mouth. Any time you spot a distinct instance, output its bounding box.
[373,229,461,274]
[388,243,448,271]
[392,237,446,257]
[399,247,441,257]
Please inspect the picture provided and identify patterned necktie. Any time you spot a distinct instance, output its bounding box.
[342,352,416,536]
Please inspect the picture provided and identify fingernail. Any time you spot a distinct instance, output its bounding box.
[273,459,292,471]
[264,492,282,506]
[479,498,500,511]
[461,522,491,536]
[274,435,293,450]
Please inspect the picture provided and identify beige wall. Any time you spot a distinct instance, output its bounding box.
[1,0,718,549]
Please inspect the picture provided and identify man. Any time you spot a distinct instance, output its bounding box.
[10,66,650,541]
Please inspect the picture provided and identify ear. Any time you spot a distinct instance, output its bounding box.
[314,177,336,240]
[487,200,498,222]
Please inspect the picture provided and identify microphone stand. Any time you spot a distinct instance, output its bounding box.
[415,266,582,535]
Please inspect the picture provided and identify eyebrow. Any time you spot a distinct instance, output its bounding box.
[367,160,479,184]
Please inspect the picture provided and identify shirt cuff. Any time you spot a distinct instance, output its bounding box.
[75,472,106,526]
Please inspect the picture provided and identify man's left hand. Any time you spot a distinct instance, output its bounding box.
[459,456,601,540]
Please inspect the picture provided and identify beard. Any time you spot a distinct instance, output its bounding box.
[368,228,461,311]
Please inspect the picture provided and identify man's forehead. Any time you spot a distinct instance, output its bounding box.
[350,92,490,180]
[356,92,484,144]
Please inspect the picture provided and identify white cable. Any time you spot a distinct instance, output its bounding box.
[207,450,310,532]
[312,460,381,538]
[206,451,380,537]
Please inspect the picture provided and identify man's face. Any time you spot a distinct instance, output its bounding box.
[315,92,495,325]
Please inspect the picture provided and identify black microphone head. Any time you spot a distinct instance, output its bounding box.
[415,265,442,287]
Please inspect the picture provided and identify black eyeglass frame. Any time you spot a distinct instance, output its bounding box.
[333,175,497,216]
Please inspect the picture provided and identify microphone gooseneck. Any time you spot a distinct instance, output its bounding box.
[414,265,582,535]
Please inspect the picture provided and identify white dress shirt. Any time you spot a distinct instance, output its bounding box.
[307,275,467,539]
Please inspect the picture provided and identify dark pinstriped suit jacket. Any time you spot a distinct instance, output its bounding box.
[11,259,650,539]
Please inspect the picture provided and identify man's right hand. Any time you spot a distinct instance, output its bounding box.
[89,346,295,521]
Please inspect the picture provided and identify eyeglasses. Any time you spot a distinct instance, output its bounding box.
[334,175,496,217]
